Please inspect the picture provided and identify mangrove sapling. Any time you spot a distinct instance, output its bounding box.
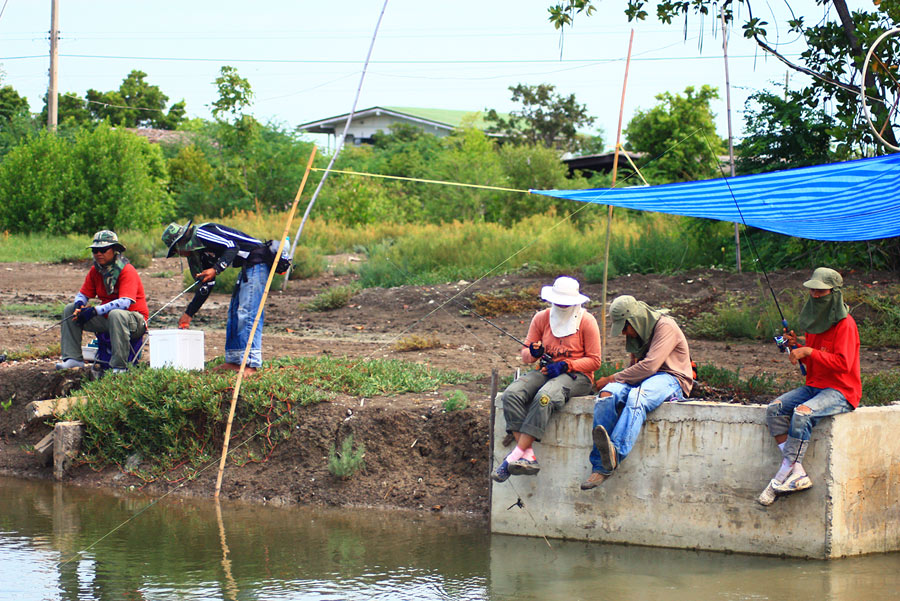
[328,434,366,479]
[442,390,469,412]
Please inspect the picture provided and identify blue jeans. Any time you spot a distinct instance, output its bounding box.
[765,386,852,442]
[589,373,683,474]
[225,263,266,368]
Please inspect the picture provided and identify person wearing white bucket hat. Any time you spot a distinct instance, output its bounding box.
[580,294,693,490]
[491,276,601,483]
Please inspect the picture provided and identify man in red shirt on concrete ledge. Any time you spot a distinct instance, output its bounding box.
[758,267,861,506]
[55,230,149,374]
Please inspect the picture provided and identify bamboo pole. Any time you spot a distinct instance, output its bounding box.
[214,147,318,498]
[600,29,635,362]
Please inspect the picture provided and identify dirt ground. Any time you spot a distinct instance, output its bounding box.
[1,258,899,515]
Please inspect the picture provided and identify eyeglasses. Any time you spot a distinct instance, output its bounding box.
[91,247,112,254]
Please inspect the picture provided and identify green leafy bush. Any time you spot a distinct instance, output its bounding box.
[306,284,360,312]
[861,370,900,406]
[0,126,172,235]
[443,390,469,412]
[327,434,366,479]
[62,356,473,479]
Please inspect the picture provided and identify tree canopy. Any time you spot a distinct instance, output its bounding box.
[485,83,598,153]
[625,85,725,183]
[547,0,900,155]
[42,70,186,130]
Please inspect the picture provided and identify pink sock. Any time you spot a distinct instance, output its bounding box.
[523,448,536,461]
[506,447,525,463]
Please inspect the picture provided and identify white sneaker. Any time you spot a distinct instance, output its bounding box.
[55,358,85,370]
[757,479,779,506]
[772,470,812,494]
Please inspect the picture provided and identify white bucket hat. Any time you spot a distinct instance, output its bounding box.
[541,276,589,306]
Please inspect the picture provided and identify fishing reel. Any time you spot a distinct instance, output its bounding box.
[773,333,790,354]
[539,353,553,368]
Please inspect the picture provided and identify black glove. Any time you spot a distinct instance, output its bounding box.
[529,342,544,358]
[544,360,569,378]
[73,300,85,311]
[76,306,96,324]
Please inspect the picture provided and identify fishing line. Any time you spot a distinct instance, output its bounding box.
[54,121,709,567]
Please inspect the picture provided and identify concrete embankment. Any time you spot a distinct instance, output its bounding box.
[490,396,900,559]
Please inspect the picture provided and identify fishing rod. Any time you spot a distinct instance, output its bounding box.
[703,134,806,375]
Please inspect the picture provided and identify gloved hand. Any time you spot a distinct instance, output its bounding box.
[75,306,96,324]
[529,341,544,358]
[73,300,85,311]
[543,360,569,379]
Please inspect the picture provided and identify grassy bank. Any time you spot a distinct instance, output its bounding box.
[61,356,474,481]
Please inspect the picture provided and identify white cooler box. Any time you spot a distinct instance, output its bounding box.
[149,329,205,371]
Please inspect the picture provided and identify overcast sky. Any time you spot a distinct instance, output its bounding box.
[0,0,861,148]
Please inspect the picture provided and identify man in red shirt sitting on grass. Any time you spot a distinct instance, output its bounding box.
[757,267,861,506]
[55,230,149,374]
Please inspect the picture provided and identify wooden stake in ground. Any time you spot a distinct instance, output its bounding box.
[214,147,318,498]
[600,29,634,363]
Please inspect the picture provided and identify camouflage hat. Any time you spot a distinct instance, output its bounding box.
[162,220,193,258]
[803,267,843,290]
[87,230,125,252]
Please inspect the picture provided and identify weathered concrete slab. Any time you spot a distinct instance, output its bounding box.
[25,396,87,424]
[490,396,900,558]
[52,421,83,480]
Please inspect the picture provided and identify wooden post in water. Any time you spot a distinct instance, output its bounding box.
[600,30,635,362]
[214,147,318,498]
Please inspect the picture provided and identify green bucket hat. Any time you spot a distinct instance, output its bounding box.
[87,230,125,252]
[162,220,193,258]
[803,267,843,290]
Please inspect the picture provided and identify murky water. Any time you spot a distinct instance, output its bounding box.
[2,476,899,601]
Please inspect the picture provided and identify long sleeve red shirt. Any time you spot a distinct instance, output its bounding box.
[804,315,861,408]
[521,308,602,384]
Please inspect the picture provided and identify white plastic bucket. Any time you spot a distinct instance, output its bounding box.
[149,329,205,371]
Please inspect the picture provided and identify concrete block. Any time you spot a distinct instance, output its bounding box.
[490,396,900,558]
[52,421,83,480]
[25,396,87,424]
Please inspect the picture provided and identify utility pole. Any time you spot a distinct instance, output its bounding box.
[47,0,59,130]
[720,5,740,273]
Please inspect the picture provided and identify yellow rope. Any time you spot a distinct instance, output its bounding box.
[310,167,531,194]
[617,143,651,186]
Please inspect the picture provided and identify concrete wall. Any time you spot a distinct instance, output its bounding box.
[490,396,900,558]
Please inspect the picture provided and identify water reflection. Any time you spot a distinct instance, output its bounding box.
[2,476,900,600]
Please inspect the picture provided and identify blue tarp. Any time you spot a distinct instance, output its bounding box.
[532,153,900,241]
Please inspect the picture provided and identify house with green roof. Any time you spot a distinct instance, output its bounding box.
[297,106,501,145]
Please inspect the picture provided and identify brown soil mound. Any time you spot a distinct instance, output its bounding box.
[2,261,900,515]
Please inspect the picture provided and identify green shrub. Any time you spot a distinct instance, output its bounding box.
[0,126,172,235]
[306,284,359,312]
[288,245,326,280]
[861,370,900,406]
[443,390,469,412]
[62,356,473,479]
[328,434,366,478]
[695,363,784,396]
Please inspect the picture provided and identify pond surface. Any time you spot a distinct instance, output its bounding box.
[2,476,900,600]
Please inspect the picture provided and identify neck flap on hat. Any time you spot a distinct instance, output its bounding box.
[795,288,849,334]
[549,304,584,338]
[95,253,129,296]
[623,299,664,359]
